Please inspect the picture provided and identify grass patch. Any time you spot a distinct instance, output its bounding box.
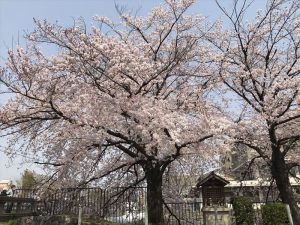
[0,220,16,225]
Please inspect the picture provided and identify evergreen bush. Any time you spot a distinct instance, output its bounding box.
[232,196,254,225]
[261,203,289,225]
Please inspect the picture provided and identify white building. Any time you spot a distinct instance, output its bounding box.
[0,180,11,191]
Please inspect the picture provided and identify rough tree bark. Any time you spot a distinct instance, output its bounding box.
[271,156,300,224]
[144,162,165,225]
[270,127,300,224]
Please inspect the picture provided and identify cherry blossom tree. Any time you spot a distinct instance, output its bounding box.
[0,0,227,224]
[208,0,300,222]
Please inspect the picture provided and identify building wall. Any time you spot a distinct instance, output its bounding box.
[0,180,11,191]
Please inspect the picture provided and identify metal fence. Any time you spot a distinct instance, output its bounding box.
[12,188,204,224]
[11,188,143,223]
[164,202,202,225]
[7,188,294,225]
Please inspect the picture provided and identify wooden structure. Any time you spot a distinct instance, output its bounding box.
[197,171,229,206]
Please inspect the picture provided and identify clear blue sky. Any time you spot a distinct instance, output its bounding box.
[0,0,265,183]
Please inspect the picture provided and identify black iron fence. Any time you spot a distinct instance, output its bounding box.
[164,202,202,225]
[2,188,295,225]
[11,187,145,223]
[10,188,204,224]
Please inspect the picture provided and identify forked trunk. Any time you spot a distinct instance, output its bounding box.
[144,164,164,225]
[271,149,300,225]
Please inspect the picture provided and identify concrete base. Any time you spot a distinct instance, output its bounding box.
[202,206,232,225]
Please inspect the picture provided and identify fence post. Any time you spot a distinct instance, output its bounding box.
[144,189,148,225]
[286,204,294,225]
[214,205,219,225]
[78,204,82,225]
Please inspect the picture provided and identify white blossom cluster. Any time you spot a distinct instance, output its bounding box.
[0,0,230,187]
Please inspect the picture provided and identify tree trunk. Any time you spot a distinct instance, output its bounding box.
[144,164,164,225]
[271,147,300,225]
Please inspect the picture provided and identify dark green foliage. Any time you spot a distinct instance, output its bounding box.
[0,220,16,225]
[232,196,254,225]
[262,203,289,225]
[17,169,37,189]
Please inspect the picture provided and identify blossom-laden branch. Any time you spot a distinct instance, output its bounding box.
[209,0,300,222]
[0,0,228,191]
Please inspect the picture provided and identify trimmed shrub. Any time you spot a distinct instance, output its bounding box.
[232,196,254,225]
[262,203,289,225]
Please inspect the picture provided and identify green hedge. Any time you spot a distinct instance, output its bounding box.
[262,203,289,225]
[0,221,16,225]
[232,196,254,225]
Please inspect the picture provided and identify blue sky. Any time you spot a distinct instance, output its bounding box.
[0,0,266,183]
[0,0,217,58]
